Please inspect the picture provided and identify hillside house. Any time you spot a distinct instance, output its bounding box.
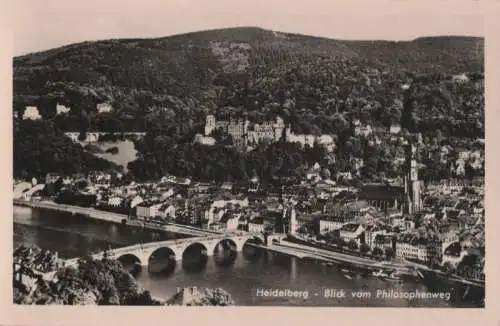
[22,106,42,120]
[56,103,71,115]
[97,103,113,113]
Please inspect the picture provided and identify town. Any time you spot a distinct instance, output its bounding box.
[13,109,485,286]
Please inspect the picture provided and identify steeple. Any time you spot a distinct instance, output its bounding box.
[404,140,422,214]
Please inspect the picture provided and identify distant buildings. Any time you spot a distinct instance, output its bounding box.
[56,103,71,115]
[339,223,364,245]
[202,115,286,148]
[353,120,373,137]
[452,73,469,83]
[97,103,113,113]
[64,131,146,143]
[193,134,216,146]
[22,106,42,120]
[136,200,165,219]
[358,184,404,211]
[395,233,442,263]
[390,124,401,134]
[197,114,336,151]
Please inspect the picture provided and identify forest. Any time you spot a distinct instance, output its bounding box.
[13,27,484,181]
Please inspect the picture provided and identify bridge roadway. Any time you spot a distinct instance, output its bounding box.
[265,241,394,270]
[63,232,268,267]
[13,199,216,237]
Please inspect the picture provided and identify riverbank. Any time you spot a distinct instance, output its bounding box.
[13,199,216,237]
[280,237,485,289]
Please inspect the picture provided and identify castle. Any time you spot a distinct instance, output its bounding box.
[203,115,289,148]
[200,114,336,151]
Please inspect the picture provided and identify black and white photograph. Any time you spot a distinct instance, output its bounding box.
[10,0,486,309]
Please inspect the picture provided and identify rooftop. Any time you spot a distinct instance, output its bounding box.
[359,184,405,201]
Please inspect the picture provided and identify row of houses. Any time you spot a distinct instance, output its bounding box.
[15,102,114,121]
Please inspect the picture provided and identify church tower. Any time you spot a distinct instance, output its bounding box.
[282,199,297,235]
[289,203,297,235]
[404,142,422,214]
[204,115,216,136]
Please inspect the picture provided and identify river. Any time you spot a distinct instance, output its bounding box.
[13,205,480,307]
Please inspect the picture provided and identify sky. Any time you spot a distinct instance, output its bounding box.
[12,0,485,56]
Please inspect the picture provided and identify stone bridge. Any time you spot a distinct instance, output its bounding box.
[65,232,267,267]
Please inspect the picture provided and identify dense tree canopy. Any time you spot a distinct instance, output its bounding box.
[13,28,484,181]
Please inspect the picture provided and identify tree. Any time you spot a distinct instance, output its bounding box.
[384,247,395,261]
[442,261,455,275]
[360,243,370,256]
[347,239,358,251]
[430,256,442,269]
[78,131,87,142]
[372,246,384,258]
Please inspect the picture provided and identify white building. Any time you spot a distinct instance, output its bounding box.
[339,223,364,245]
[159,204,176,220]
[248,221,265,234]
[56,103,71,115]
[130,195,144,208]
[65,132,80,142]
[354,124,373,137]
[108,197,124,207]
[390,124,401,134]
[136,201,165,219]
[22,106,42,120]
[395,237,442,263]
[97,103,114,113]
[319,219,344,233]
[193,134,216,146]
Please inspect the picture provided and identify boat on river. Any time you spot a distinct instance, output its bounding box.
[372,269,402,281]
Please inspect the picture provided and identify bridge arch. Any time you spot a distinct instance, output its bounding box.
[117,253,142,276]
[213,238,238,267]
[182,242,209,272]
[148,247,177,276]
[242,236,265,261]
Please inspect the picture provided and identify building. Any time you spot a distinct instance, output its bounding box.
[390,124,401,134]
[193,134,216,146]
[354,124,373,137]
[248,218,266,233]
[22,106,42,120]
[136,200,166,219]
[248,215,276,234]
[130,195,144,208]
[158,203,176,220]
[358,184,404,211]
[204,114,287,148]
[45,173,62,184]
[403,143,423,214]
[339,223,364,245]
[97,103,113,113]
[65,132,80,142]
[441,242,466,267]
[373,233,394,251]
[56,103,71,115]
[108,196,124,207]
[282,203,298,235]
[452,73,469,83]
[203,114,335,151]
[395,234,442,263]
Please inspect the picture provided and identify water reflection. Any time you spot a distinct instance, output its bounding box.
[13,207,479,307]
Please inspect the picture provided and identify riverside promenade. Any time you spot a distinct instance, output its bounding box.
[13,199,218,237]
